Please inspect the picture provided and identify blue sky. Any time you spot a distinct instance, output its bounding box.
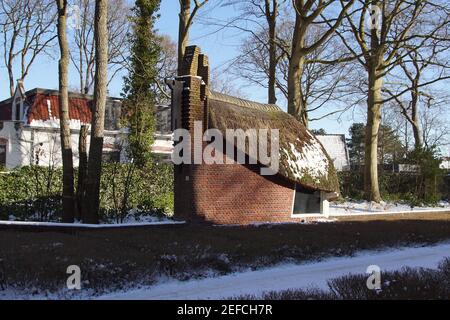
[1,0,447,149]
[157,1,364,135]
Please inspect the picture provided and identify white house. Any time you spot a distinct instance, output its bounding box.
[441,157,450,170]
[316,134,350,171]
[0,82,172,169]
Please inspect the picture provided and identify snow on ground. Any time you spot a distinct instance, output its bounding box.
[329,200,450,216]
[0,217,184,228]
[98,242,450,300]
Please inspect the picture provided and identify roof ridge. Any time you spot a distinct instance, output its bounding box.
[209,90,281,112]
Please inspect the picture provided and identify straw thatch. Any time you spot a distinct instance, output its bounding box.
[208,91,340,193]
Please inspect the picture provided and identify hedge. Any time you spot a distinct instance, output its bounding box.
[0,161,173,222]
[338,171,447,205]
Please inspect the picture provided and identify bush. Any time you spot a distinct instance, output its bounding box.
[338,167,446,206]
[0,161,173,222]
[100,161,173,223]
[0,166,63,221]
[234,258,450,300]
[403,147,444,204]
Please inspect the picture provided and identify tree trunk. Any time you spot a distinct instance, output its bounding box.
[364,63,383,202]
[84,0,108,224]
[8,68,14,98]
[76,125,88,221]
[178,0,190,75]
[56,0,75,223]
[266,0,277,104]
[287,55,307,125]
[410,86,423,149]
[287,17,308,127]
[7,33,16,97]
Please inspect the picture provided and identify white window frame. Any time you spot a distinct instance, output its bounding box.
[290,184,329,218]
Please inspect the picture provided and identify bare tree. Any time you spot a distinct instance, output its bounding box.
[56,0,75,222]
[230,27,285,99]
[178,0,208,75]
[232,16,359,122]
[287,0,355,126]
[0,0,57,96]
[384,39,450,149]
[228,0,281,104]
[335,0,450,201]
[84,0,108,224]
[210,69,248,97]
[70,0,129,94]
[153,34,177,104]
[421,101,450,148]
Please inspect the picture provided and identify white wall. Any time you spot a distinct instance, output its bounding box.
[316,135,350,171]
[0,120,127,169]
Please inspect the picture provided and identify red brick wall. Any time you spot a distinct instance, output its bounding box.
[191,162,298,224]
[175,146,310,225]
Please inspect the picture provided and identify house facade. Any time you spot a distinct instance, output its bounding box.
[315,134,350,171]
[0,83,172,169]
[440,156,450,170]
[167,46,340,224]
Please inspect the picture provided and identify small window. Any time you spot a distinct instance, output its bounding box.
[0,141,6,167]
[15,102,21,121]
[293,185,321,214]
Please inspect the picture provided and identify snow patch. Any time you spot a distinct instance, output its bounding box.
[97,242,450,300]
[282,138,329,182]
[330,200,450,215]
[0,219,185,228]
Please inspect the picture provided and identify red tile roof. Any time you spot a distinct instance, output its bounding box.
[27,93,93,124]
[0,88,123,130]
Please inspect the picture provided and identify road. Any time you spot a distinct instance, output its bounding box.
[99,242,450,300]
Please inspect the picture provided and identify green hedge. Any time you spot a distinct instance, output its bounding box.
[0,166,63,221]
[100,161,174,223]
[338,171,446,205]
[0,161,173,222]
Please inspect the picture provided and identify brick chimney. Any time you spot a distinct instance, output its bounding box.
[167,45,211,221]
[173,45,210,134]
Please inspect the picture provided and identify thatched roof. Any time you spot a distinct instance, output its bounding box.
[208,91,340,194]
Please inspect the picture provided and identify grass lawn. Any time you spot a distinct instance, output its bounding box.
[0,212,449,296]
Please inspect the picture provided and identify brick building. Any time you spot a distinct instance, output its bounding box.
[167,46,340,225]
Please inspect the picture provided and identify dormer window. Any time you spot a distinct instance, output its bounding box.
[15,97,21,121]
[0,138,7,167]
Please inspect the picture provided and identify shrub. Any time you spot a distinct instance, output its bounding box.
[0,166,63,221]
[0,161,173,222]
[403,147,444,204]
[234,258,450,300]
[338,166,446,206]
[99,161,173,223]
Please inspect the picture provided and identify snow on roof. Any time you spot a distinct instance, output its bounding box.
[208,94,339,193]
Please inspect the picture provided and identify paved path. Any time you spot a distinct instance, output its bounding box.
[99,242,450,300]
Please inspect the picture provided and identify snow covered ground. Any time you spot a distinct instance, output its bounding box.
[0,217,184,228]
[329,200,450,216]
[98,242,450,300]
